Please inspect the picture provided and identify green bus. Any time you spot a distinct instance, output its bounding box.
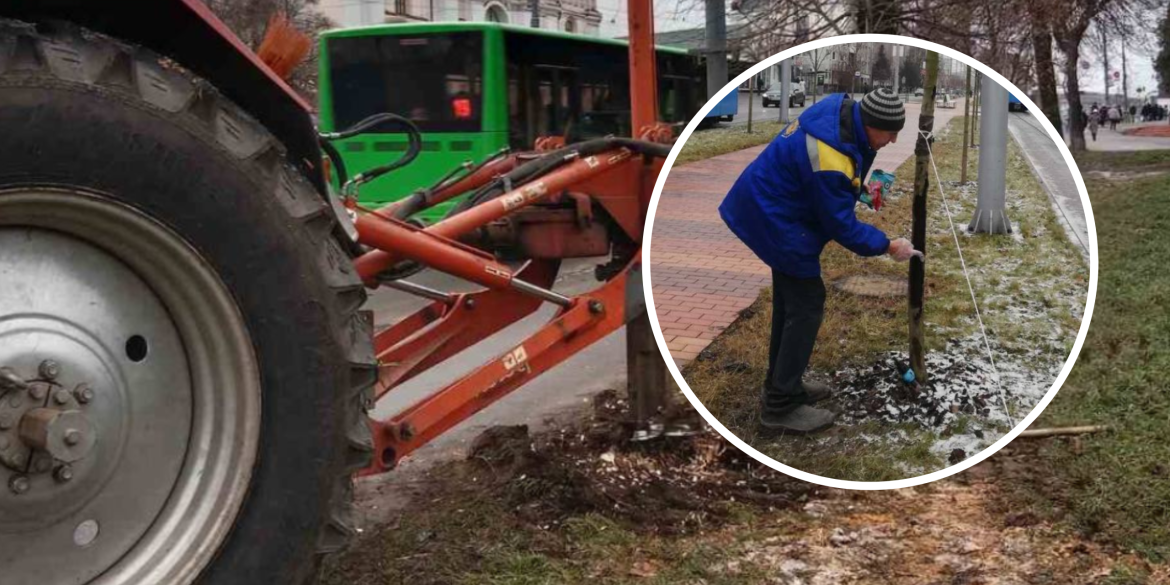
[317,22,704,221]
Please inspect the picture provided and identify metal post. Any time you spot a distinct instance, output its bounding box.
[812,48,819,105]
[529,0,540,28]
[747,75,754,133]
[969,74,1012,234]
[625,0,667,438]
[627,0,658,134]
[780,58,792,124]
[627,309,668,436]
[704,0,728,101]
[909,51,939,383]
[893,44,900,96]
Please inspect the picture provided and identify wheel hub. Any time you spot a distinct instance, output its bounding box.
[0,190,264,585]
[0,363,100,493]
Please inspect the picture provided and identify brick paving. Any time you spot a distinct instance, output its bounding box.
[651,100,966,367]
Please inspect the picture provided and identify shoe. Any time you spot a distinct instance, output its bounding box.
[758,404,836,434]
[801,380,833,403]
[760,381,833,405]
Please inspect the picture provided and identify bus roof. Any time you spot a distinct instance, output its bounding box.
[319,21,690,56]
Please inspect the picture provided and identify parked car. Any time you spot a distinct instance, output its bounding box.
[762,82,806,108]
[913,87,924,97]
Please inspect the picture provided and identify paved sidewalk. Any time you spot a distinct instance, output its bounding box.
[1084,121,1170,151]
[1007,113,1090,263]
[652,99,966,366]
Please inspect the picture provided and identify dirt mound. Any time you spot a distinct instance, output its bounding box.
[462,389,816,535]
[833,352,1001,429]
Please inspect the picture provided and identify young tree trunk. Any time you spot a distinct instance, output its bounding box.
[961,65,972,183]
[1101,26,1111,103]
[1122,42,1129,117]
[971,75,980,147]
[909,51,940,382]
[1029,12,1064,137]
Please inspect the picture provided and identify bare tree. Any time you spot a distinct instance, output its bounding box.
[1027,1,1063,137]
[1051,0,1114,152]
[872,44,893,84]
[1054,0,1160,151]
[1159,2,1170,94]
[1084,1,1160,104]
[711,0,1036,89]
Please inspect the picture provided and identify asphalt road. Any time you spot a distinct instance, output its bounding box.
[723,91,927,128]
[1006,112,1091,262]
[727,90,808,127]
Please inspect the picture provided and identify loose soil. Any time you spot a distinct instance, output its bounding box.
[321,394,1164,585]
[833,352,999,429]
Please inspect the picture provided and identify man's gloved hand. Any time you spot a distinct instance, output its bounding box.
[887,238,924,262]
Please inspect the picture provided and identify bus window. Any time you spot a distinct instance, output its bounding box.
[327,32,484,132]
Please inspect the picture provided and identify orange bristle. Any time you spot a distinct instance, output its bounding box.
[257,12,312,81]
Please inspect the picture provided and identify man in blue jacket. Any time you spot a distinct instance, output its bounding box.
[719,88,922,434]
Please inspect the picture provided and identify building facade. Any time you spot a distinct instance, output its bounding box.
[319,0,602,34]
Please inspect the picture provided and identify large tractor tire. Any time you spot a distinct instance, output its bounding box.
[0,19,375,585]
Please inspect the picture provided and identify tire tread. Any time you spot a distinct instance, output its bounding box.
[0,18,375,583]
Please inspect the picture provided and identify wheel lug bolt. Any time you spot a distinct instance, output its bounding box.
[74,384,94,404]
[64,430,82,446]
[38,360,61,381]
[9,475,30,495]
[29,385,46,401]
[53,389,70,405]
[54,465,74,483]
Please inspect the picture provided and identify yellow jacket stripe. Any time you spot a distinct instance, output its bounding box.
[804,134,856,178]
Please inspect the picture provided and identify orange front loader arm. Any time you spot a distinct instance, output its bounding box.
[352,0,670,475]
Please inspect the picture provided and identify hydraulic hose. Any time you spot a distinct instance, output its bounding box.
[318,112,424,194]
[319,138,349,186]
[391,147,512,221]
[447,136,672,217]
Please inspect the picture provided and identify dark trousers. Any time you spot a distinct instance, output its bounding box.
[762,271,825,415]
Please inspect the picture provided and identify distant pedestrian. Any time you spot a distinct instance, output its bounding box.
[1087,110,1099,141]
[1129,105,1137,123]
[1108,106,1121,131]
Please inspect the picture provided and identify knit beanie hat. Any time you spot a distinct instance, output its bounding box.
[860,88,906,132]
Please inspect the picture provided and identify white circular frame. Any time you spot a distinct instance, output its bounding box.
[643,33,1099,490]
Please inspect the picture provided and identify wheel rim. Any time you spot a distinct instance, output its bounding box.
[0,189,261,585]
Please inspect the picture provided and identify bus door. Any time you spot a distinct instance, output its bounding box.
[529,65,579,144]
